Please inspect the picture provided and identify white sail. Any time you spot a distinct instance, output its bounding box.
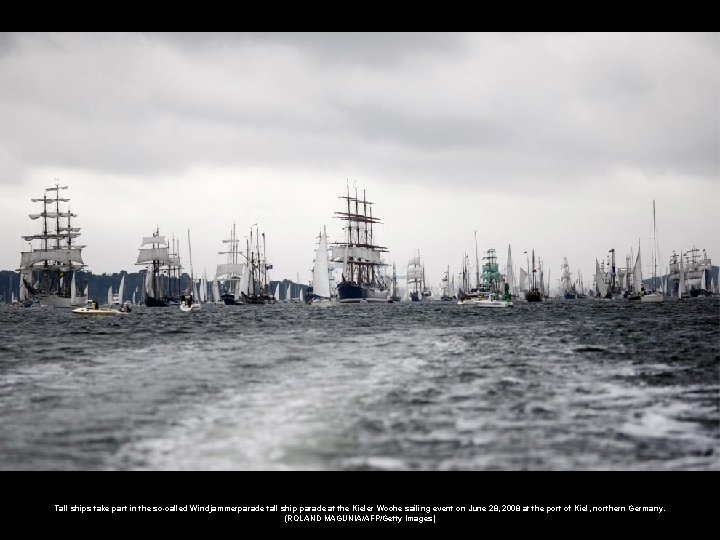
[20,248,84,269]
[285,282,292,302]
[506,245,517,296]
[19,274,27,302]
[136,247,171,265]
[678,256,686,296]
[201,277,207,302]
[595,259,608,297]
[212,278,221,303]
[107,286,112,306]
[132,288,137,305]
[238,265,250,299]
[519,268,528,292]
[312,228,331,298]
[633,248,643,293]
[70,273,76,304]
[215,263,245,278]
[141,236,167,246]
[300,288,304,302]
[145,266,155,299]
[274,283,281,301]
[193,280,200,301]
[331,245,382,264]
[118,275,125,304]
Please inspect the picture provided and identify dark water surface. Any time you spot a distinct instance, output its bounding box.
[1,299,718,470]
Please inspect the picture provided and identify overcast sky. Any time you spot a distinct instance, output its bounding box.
[1,32,718,289]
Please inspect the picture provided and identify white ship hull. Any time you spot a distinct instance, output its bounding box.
[36,294,88,308]
[458,298,513,308]
[640,292,665,303]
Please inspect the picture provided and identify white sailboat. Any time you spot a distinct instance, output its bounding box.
[595,259,608,299]
[181,229,201,311]
[216,223,246,305]
[212,278,222,304]
[640,200,665,303]
[308,226,333,304]
[274,282,282,302]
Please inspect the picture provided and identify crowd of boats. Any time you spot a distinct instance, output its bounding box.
[7,183,718,314]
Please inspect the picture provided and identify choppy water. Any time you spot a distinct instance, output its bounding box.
[0,299,718,471]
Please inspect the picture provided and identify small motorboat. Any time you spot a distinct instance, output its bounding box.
[72,300,124,316]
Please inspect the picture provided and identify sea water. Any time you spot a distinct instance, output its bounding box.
[0,299,717,470]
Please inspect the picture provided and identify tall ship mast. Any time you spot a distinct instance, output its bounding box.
[481,248,502,294]
[406,250,426,302]
[239,224,275,305]
[640,199,665,302]
[440,264,455,301]
[136,228,173,307]
[561,256,577,299]
[525,249,542,302]
[331,185,390,303]
[18,182,87,307]
[216,223,246,305]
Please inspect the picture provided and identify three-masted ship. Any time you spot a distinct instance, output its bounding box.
[239,225,275,305]
[331,186,390,303]
[136,228,175,307]
[216,223,246,305]
[525,249,543,302]
[18,183,87,307]
[406,250,431,301]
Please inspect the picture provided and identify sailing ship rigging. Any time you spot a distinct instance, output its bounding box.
[238,224,275,304]
[561,256,577,299]
[18,182,87,307]
[216,223,246,305]
[331,186,390,303]
[525,249,542,302]
[406,250,431,302]
[136,228,175,307]
[640,200,665,303]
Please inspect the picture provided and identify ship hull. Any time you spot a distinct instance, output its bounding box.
[35,293,87,308]
[145,296,169,307]
[640,292,665,303]
[337,282,389,303]
[337,282,364,303]
[525,289,543,302]
[221,293,243,305]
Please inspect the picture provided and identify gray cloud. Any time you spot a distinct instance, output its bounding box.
[0,32,717,278]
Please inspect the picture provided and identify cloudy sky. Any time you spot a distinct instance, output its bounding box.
[1,32,717,289]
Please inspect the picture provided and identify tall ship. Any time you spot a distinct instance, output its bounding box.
[458,247,512,307]
[331,186,390,303]
[439,265,455,301]
[18,183,87,307]
[561,256,577,299]
[524,249,543,302]
[668,247,712,298]
[136,228,175,307]
[216,223,246,305]
[406,250,431,301]
[238,225,275,305]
